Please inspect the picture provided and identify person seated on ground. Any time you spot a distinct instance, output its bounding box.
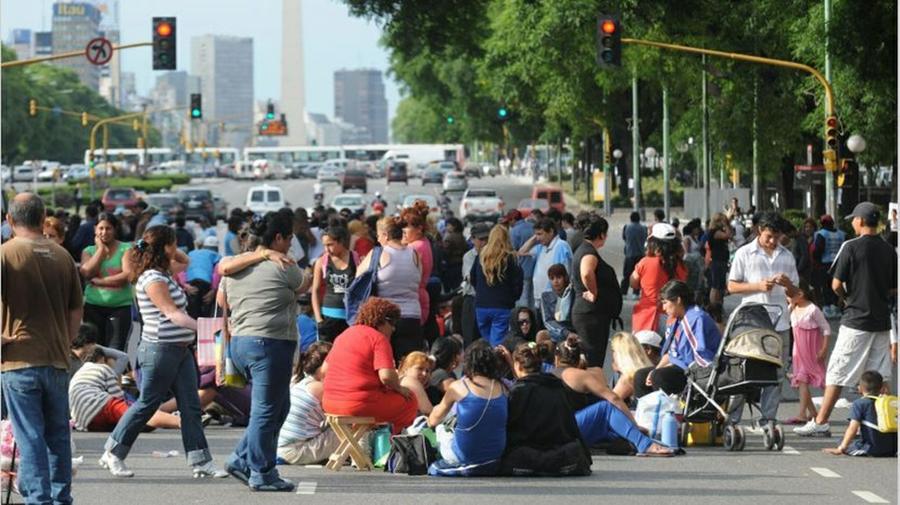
[180,236,221,318]
[633,330,664,365]
[823,371,897,457]
[70,347,180,432]
[539,263,576,343]
[70,322,129,376]
[554,336,673,456]
[499,342,592,476]
[609,332,654,402]
[428,341,509,467]
[427,336,463,405]
[398,351,434,415]
[296,294,319,354]
[158,365,252,428]
[322,297,418,434]
[277,342,342,465]
[633,280,722,398]
[502,307,539,351]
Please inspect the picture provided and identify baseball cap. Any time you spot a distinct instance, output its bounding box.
[202,236,219,249]
[501,209,522,224]
[650,223,677,240]
[819,214,834,227]
[470,222,491,240]
[634,330,663,349]
[845,201,879,222]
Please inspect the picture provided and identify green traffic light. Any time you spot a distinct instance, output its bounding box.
[447,116,454,124]
[266,113,274,120]
[191,109,201,118]
[498,108,508,118]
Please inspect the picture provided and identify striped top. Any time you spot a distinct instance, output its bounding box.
[277,376,325,447]
[136,269,195,343]
[69,362,123,430]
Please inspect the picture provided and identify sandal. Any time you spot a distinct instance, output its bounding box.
[636,443,675,457]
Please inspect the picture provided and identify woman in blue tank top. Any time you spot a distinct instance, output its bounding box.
[428,341,508,466]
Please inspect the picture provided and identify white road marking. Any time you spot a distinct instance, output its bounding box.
[781,445,800,455]
[303,464,323,469]
[810,467,841,478]
[851,490,889,503]
[296,481,317,495]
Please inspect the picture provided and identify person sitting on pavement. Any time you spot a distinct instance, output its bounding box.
[503,307,538,352]
[70,347,181,432]
[633,280,722,398]
[296,294,319,353]
[426,336,463,405]
[554,335,673,456]
[609,332,655,402]
[181,236,221,318]
[277,342,342,465]
[322,297,418,435]
[428,340,509,470]
[539,263,576,343]
[70,322,129,377]
[634,329,664,364]
[398,351,435,415]
[823,371,897,457]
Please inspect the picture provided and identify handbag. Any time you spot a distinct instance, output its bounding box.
[214,281,247,388]
[384,433,437,475]
[196,302,223,368]
[343,246,382,325]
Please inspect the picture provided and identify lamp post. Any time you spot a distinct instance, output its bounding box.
[846,134,867,206]
[613,149,623,202]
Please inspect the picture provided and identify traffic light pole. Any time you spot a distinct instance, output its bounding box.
[1,42,151,68]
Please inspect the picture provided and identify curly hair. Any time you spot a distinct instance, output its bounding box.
[129,225,176,282]
[400,200,431,233]
[354,297,401,330]
[463,340,504,380]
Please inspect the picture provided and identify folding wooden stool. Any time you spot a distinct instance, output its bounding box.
[325,415,376,471]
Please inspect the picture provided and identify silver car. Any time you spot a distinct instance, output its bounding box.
[442,171,468,193]
[317,165,343,184]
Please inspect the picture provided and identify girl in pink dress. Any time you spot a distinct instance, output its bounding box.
[786,282,830,425]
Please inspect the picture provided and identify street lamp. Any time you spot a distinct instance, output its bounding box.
[846,134,867,202]
[643,146,658,169]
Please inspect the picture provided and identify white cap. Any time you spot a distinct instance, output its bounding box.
[650,223,677,240]
[202,236,219,249]
[634,330,663,349]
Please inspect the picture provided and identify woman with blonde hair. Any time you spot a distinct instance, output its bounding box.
[609,332,654,401]
[398,351,434,414]
[471,225,523,346]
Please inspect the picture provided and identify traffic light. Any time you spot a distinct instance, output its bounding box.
[265,102,275,120]
[596,15,622,68]
[82,112,88,127]
[28,98,37,117]
[825,115,838,150]
[190,93,202,119]
[497,106,509,122]
[446,115,455,125]
[152,17,176,70]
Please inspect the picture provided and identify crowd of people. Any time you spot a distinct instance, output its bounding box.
[2,187,897,502]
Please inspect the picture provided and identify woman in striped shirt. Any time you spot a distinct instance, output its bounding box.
[101,225,226,480]
[276,342,339,465]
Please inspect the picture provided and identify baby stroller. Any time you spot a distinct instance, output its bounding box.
[680,302,785,451]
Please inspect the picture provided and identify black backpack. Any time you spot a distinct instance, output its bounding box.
[384,434,437,475]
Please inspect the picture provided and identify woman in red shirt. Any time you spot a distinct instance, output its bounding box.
[322,297,418,434]
[630,224,687,333]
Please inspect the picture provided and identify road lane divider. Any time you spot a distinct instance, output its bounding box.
[851,490,889,503]
[296,481,317,495]
[810,467,841,478]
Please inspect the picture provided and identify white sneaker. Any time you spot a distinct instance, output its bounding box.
[99,451,134,477]
[792,420,831,437]
[192,461,228,478]
[834,398,852,409]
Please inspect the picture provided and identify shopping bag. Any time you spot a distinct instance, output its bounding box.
[196,317,222,367]
[214,283,246,388]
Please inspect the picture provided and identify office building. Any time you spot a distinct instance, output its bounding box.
[8,29,33,60]
[51,2,102,91]
[34,32,53,57]
[334,69,388,144]
[306,113,342,146]
[191,35,254,147]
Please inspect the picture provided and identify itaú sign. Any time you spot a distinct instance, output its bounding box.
[55,3,87,17]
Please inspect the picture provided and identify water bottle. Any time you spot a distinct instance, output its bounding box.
[660,411,679,448]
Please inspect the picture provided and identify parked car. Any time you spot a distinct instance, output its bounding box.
[459,188,504,223]
[442,171,468,193]
[177,187,215,222]
[246,185,286,215]
[212,195,228,221]
[330,193,367,214]
[516,198,550,218]
[463,164,482,179]
[421,167,444,185]
[143,193,182,223]
[317,165,344,184]
[12,165,35,182]
[531,186,565,212]
[300,162,322,178]
[37,165,67,182]
[386,161,409,184]
[341,169,368,193]
[101,187,139,212]
[64,164,90,182]
[438,160,458,174]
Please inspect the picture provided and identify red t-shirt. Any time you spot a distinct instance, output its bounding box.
[632,256,688,332]
[353,236,375,258]
[323,325,396,403]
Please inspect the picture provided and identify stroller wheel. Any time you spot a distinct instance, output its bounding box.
[723,425,737,451]
[762,426,775,450]
[773,425,785,451]
[735,426,746,451]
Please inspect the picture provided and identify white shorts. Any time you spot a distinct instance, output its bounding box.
[825,326,892,387]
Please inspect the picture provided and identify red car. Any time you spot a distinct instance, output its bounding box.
[532,186,565,212]
[101,187,139,212]
[516,198,550,219]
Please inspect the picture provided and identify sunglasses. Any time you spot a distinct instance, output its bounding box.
[518,319,531,326]
[384,317,398,327]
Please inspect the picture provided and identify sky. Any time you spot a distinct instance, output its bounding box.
[0,0,401,126]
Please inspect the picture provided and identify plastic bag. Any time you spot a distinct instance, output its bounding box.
[635,390,678,440]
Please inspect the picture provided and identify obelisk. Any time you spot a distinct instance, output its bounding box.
[280,0,307,146]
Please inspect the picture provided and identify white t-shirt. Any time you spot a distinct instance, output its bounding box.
[728,240,799,331]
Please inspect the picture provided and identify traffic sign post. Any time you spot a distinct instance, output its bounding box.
[85,37,113,66]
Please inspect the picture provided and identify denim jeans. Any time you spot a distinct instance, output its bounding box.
[226,337,295,487]
[2,366,72,505]
[106,341,211,465]
[475,307,511,347]
[575,400,654,453]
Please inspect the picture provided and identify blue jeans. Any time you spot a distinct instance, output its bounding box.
[575,400,654,453]
[476,308,511,347]
[2,367,72,505]
[226,337,295,487]
[106,341,211,465]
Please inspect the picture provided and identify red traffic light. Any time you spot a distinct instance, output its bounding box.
[601,20,616,34]
[156,22,172,37]
[826,116,837,128]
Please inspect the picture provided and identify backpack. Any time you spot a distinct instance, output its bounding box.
[864,395,899,433]
[343,247,382,325]
[384,433,437,475]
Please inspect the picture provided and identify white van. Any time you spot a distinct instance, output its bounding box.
[246,184,286,215]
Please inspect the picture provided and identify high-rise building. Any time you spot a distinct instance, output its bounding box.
[8,29,33,60]
[334,69,388,144]
[280,0,307,146]
[306,113,342,146]
[51,2,102,91]
[149,71,196,147]
[191,35,254,148]
[34,32,53,57]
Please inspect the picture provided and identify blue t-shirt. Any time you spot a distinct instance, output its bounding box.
[186,249,220,284]
[223,230,238,256]
[296,313,318,353]
[510,220,535,276]
[662,306,722,370]
[147,213,168,228]
[847,397,897,457]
